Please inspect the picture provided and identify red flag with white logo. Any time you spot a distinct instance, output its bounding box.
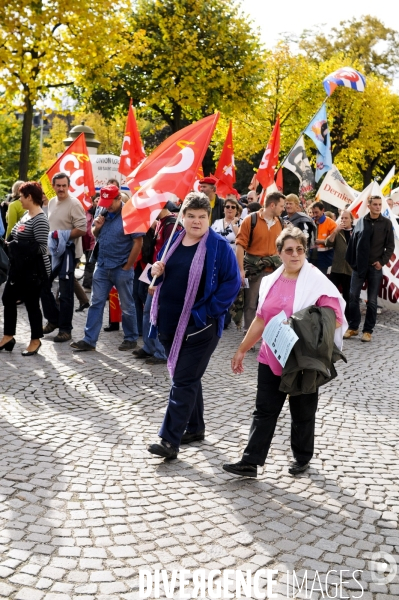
[40,133,95,211]
[215,121,236,197]
[118,100,146,177]
[257,117,280,190]
[122,114,220,234]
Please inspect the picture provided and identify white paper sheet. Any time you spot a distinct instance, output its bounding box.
[138,263,152,284]
[262,310,299,367]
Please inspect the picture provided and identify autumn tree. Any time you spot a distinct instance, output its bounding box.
[298,16,399,81]
[0,0,143,180]
[85,0,265,133]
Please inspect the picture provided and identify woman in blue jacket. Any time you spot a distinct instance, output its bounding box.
[147,192,241,460]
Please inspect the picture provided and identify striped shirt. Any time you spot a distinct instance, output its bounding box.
[11,211,51,276]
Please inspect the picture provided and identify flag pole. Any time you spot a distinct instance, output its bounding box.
[149,202,185,289]
[280,96,329,168]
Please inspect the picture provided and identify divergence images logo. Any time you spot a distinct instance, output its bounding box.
[370,552,397,584]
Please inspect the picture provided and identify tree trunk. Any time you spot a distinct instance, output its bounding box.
[19,95,34,180]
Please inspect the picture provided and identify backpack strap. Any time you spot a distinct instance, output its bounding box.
[247,212,257,250]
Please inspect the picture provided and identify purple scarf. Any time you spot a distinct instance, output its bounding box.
[150,228,209,377]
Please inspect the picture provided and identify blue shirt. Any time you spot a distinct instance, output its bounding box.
[95,204,144,269]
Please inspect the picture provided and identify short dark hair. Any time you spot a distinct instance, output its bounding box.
[107,178,120,188]
[247,201,262,214]
[224,198,241,215]
[311,201,325,211]
[19,181,44,206]
[182,192,211,216]
[52,172,70,186]
[265,192,285,208]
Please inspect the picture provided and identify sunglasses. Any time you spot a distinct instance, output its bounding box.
[283,246,305,255]
[224,205,236,209]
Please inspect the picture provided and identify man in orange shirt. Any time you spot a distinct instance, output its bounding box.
[310,201,337,275]
[236,192,285,330]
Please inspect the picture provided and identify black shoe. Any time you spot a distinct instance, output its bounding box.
[222,460,257,478]
[181,430,205,444]
[145,357,167,365]
[132,348,152,358]
[118,340,137,351]
[147,440,178,459]
[288,460,310,475]
[21,341,41,356]
[70,340,96,352]
[43,322,57,334]
[0,338,16,352]
[75,302,90,312]
[104,323,120,332]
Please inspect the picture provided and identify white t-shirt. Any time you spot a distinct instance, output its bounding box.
[211,218,240,244]
[48,195,86,258]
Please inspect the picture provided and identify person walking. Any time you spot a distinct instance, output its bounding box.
[211,198,242,248]
[1,182,50,356]
[198,176,225,224]
[223,226,347,478]
[344,194,394,342]
[133,203,181,365]
[5,180,25,238]
[284,193,317,250]
[40,172,87,342]
[309,201,337,275]
[235,192,285,331]
[147,192,241,459]
[325,210,353,316]
[70,184,144,352]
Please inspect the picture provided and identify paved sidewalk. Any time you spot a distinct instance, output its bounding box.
[0,297,398,599]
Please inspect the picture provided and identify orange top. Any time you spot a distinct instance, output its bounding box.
[236,211,283,257]
[316,216,337,249]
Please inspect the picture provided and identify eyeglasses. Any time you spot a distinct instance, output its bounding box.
[283,246,305,255]
[224,205,236,209]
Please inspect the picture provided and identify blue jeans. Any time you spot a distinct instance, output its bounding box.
[41,275,75,333]
[83,265,138,347]
[348,266,383,334]
[142,293,167,359]
[133,265,147,335]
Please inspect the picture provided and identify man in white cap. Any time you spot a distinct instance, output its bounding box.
[70,185,144,351]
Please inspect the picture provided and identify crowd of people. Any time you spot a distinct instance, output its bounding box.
[0,174,395,475]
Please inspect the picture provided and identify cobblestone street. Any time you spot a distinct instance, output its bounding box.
[0,297,398,599]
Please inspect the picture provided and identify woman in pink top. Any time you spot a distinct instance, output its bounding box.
[223,226,347,479]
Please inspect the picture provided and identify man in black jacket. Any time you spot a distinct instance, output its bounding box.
[345,195,394,342]
[199,176,224,224]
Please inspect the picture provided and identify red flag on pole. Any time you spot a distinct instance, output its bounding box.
[214,121,236,197]
[275,168,283,193]
[40,133,95,211]
[257,117,280,190]
[118,100,146,177]
[122,113,220,234]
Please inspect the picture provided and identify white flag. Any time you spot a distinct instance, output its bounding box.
[282,136,315,197]
[316,165,358,210]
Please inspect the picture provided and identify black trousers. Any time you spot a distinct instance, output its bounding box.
[2,278,44,339]
[330,271,351,317]
[243,363,318,466]
[158,318,220,449]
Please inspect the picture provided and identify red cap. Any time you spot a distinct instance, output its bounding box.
[199,176,217,185]
[98,185,119,207]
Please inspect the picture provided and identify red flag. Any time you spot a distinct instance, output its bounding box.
[118,100,146,177]
[193,165,205,193]
[40,133,95,211]
[215,121,236,197]
[275,168,283,193]
[122,114,220,234]
[257,117,280,190]
[248,173,259,191]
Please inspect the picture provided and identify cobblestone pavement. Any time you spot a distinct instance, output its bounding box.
[0,292,398,600]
